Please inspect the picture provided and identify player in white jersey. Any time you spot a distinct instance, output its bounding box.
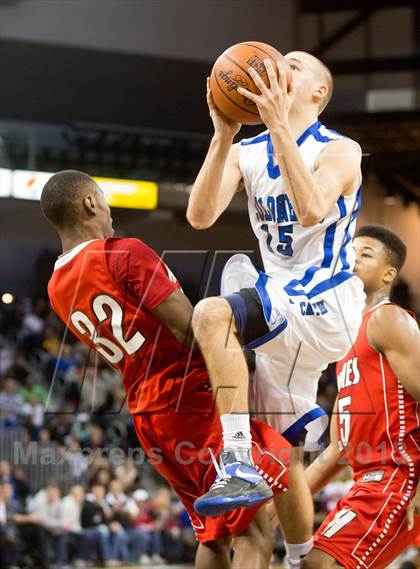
[228,120,363,446]
[187,51,365,567]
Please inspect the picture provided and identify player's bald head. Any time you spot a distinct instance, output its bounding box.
[41,170,99,229]
[286,51,333,114]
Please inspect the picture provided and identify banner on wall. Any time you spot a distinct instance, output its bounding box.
[0,169,158,210]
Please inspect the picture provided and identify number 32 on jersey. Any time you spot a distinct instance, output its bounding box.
[71,294,145,364]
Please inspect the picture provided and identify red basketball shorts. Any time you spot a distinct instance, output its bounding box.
[314,466,420,569]
[132,387,291,542]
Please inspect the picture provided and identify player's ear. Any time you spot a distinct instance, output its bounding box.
[313,83,327,106]
[82,194,97,217]
[383,266,397,285]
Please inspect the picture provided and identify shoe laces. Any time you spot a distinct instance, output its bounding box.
[208,448,232,490]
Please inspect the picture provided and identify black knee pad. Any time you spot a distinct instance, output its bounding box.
[224,288,269,347]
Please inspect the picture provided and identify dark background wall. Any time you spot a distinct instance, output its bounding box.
[0,0,417,131]
[0,0,419,308]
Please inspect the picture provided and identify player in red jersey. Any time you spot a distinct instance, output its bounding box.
[40,170,298,569]
[301,224,420,569]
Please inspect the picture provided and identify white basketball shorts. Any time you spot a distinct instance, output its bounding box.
[221,254,366,450]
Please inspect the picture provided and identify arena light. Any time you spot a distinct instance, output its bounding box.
[3,169,158,210]
[94,177,158,210]
[1,293,14,304]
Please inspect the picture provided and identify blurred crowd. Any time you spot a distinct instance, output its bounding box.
[0,296,197,568]
[0,457,196,568]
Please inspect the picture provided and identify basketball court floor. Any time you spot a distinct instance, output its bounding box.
[120,558,410,569]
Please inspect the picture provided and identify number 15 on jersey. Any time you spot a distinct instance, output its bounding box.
[261,223,294,257]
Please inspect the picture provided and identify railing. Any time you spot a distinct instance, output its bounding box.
[0,427,89,494]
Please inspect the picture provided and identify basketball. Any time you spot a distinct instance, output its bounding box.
[210,41,291,125]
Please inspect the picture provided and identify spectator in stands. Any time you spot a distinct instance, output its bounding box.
[90,465,113,490]
[19,374,48,406]
[28,483,72,568]
[150,486,180,563]
[89,424,105,453]
[42,325,61,358]
[178,504,197,562]
[60,484,84,532]
[58,344,87,404]
[0,297,24,343]
[59,485,85,568]
[106,478,150,563]
[316,380,337,415]
[0,461,13,486]
[65,431,90,480]
[132,489,154,565]
[80,483,117,567]
[0,335,14,378]
[133,487,167,564]
[21,297,48,356]
[10,467,30,505]
[52,343,78,380]
[49,414,73,446]
[1,481,50,569]
[0,461,29,505]
[39,428,51,444]
[0,378,22,427]
[115,457,138,492]
[164,495,194,562]
[79,366,113,414]
[72,414,91,449]
[5,351,32,384]
[21,393,45,440]
[0,481,21,569]
[22,298,48,336]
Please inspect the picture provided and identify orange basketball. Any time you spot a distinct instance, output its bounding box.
[210,41,291,125]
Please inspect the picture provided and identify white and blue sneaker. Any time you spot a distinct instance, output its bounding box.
[194,449,273,517]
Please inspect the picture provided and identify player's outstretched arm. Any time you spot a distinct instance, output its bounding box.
[305,400,348,495]
[367,304,420,401]
[187,80,243,229]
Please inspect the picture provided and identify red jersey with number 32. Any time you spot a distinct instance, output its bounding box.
[335,302,420,479]
[48,238,207,413]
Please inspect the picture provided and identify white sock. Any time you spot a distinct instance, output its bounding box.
[220,413,252,462]
[285,537,314,568]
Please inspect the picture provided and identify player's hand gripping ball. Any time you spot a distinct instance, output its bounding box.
[210,41,292,125]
